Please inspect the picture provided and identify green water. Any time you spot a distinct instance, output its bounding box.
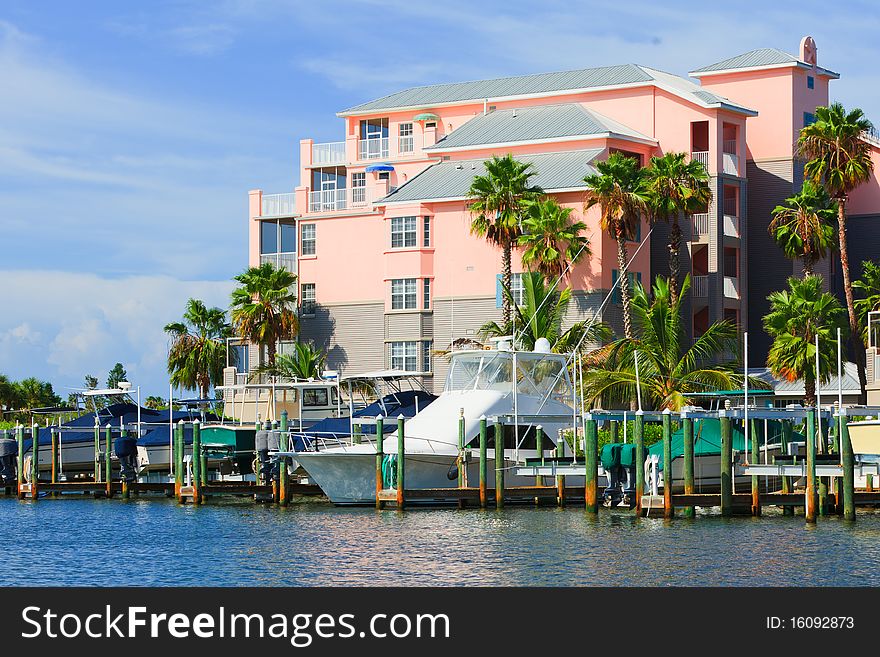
[1,497,878,586]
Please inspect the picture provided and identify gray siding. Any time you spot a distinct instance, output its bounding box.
[431,296,500,394]
[298,301,385,376]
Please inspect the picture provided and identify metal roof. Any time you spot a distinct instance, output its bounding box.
[748,363,861,397]
[424,103,654,151]
[379,149,604,204]
[690,48,839,78]
[339,63,756,115]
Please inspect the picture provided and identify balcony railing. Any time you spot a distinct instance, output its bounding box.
[723,152,738,176]
[723,197,737,216]
[693,275,709,297]
[691,213,710,238]
[723,214,740,238]
[691,151,709,170]
[312,141,346,166]
[307,187,371,213]
[723,139,737,154]
[260,252,297,273]
[398,135,414,154]
[261,193,296,217]
[358,137,389,160]
[724,276,740,299]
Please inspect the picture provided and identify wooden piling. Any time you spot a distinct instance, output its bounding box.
[781,420,793,516]
[375,415,384,510]
[634,411,645,516]
[50,428,58,485]
[494,421,504,509]
[840,413,855,521]
[662,410,673,519]
[396,415,405,510]
[585,417,598,514]
[556,439,565,507]
[535,425,544,488]
[16,425,24,500]
[93,419,100,484]
[120,426,130,500]
[682,416,695,518]
[805,408,818,523]
[174,420,184,501]
[609,420,619,444]
[31,425,39,500]
[104,424,112,499]
[192,420,202,505]
[750,419,761,517]
[720,413,733,517]
[278,410,290,506]
[457,409,465,488]
[479,416,488,509]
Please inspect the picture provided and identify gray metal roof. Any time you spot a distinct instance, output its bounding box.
[424,104,654,151]
[379,149,604,204]
[339,63,755,115]
[690,48,839,78]
[748,363,861,397]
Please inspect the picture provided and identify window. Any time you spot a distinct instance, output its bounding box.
[352,172,366,204]
[391,278,417,310]
[423,278,431,309]
[423,216,431,247]
[261,220,296,255]
[422,340,433,373]
[391,216,417,248]
[611,270,642,304]
[300,283,316,315]
[303,388,329,407]
[804,112,816,127]
[390,341,418,371]
[399,122,414,153]
[301,223,316,256]
[496,273,525,308]
[425,121,437,128]
[629,219,642,243]
[807,75,815,89]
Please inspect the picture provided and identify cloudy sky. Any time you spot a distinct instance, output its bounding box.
[1,0,878,397]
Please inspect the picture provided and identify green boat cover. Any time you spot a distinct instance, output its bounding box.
[600,443,637,470]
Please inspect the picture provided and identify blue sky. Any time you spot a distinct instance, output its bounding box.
[1,0,879,398]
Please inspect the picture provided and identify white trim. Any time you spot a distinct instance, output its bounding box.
[689,61,839,79]
[425,131,657,153]
[377,185,590,207]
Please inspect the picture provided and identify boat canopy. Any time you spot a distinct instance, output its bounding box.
[444,350,571,401]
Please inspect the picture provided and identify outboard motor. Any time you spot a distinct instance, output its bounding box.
[0,436,17,485]
[114,434,139,482]
[267,428,281,483]
[601,443,638,508]
[255,422,272,484]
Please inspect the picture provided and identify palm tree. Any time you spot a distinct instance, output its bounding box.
[798,102,875,393]
[468,154,543,327]
[0,375,19,413]
[582,275,751,411]
[764,276,847,406]
[584,152,650,338]
[517,197,590,280]
[250,342,327,381]
[768,181,837,277]
[853,260,880,346]
[479,271,612,353]
[13,378,62,410]
[230,262,299,368]
[165,298,232,399]
[644,151,712,302]
[144,396,166,410]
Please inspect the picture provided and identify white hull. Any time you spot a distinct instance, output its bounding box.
[29,440,98,474]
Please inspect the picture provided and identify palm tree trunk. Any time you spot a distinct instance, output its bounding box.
[617,236,633,339]
[804,377,816,408]
[837,198,868,399]
[267,339,277,368]
[803,255,813,278]
[501,238,512,327]
[668,216,682,302]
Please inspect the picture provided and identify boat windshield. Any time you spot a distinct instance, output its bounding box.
[445,351,572,400]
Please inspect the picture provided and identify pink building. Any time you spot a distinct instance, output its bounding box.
[247,36,876,392]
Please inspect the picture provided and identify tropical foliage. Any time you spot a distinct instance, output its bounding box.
[230,262,299,367]
[165,298,232,399]
[250,342,328,381]
[144,396,167,410]
[764,275,848,406]
[853,260,880,346]
[468,154,543,326]
[798,102,875,392]
[768,181,837,277]
[644,151,712,301]
[581,275,751,411]
[517,197,589,279]
[584,152,650,338]
[478,271,611,353]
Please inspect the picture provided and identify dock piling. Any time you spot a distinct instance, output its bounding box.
[682,415,695,518]
[494,420,504,508]
[279,410,290,507]
[479,416,487,508]
[50,427,58,485]
[31,424,39,500]
[93,418,100,485]
[781,420,794,516]
[192,420,202,505]
[16,425,24,500]
[840,413,855,521]
[634,411,645,515]
[535,425,544,488]
[375,415,384,510]
[585,416,598,514]
[104,424,112,499]
[805,409,818,523]
[662,410,673,519]
[750,419,761,517]
[396,414,405,510]
[720,412,733,517]
[174,420,184,502]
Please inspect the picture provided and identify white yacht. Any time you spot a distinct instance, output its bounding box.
[291,345,579,505]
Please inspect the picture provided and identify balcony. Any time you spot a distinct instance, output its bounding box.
[691,151,709,170]
[691,213,710,240]
[307,187,372,213]
[723,214,740,238]
[358,137,389,160]
[261,193,296,217]
[724,276,740,299]
[722,140,738,176]
[693,275,709,298]
[312,141,346,166]
[260,252,297,273]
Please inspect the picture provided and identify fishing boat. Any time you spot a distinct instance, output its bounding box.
[290,343,579,505]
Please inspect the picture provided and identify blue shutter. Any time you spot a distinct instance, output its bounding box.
[496,274,503,308]
[611,270,620,304]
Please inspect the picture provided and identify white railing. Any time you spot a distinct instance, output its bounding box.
[358,137,389,160]
[311,141,346,165]
[723,152,738,176]
[260,252,297,273]
[261,193,296,217]
[691,151,709,169]
[724,276,740,299]
[691,213,710,238]
[723,139,737,154]
[723,214,740,237]
[398,135,414,154]
[307,187,371,213]
[693,275,709,297]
